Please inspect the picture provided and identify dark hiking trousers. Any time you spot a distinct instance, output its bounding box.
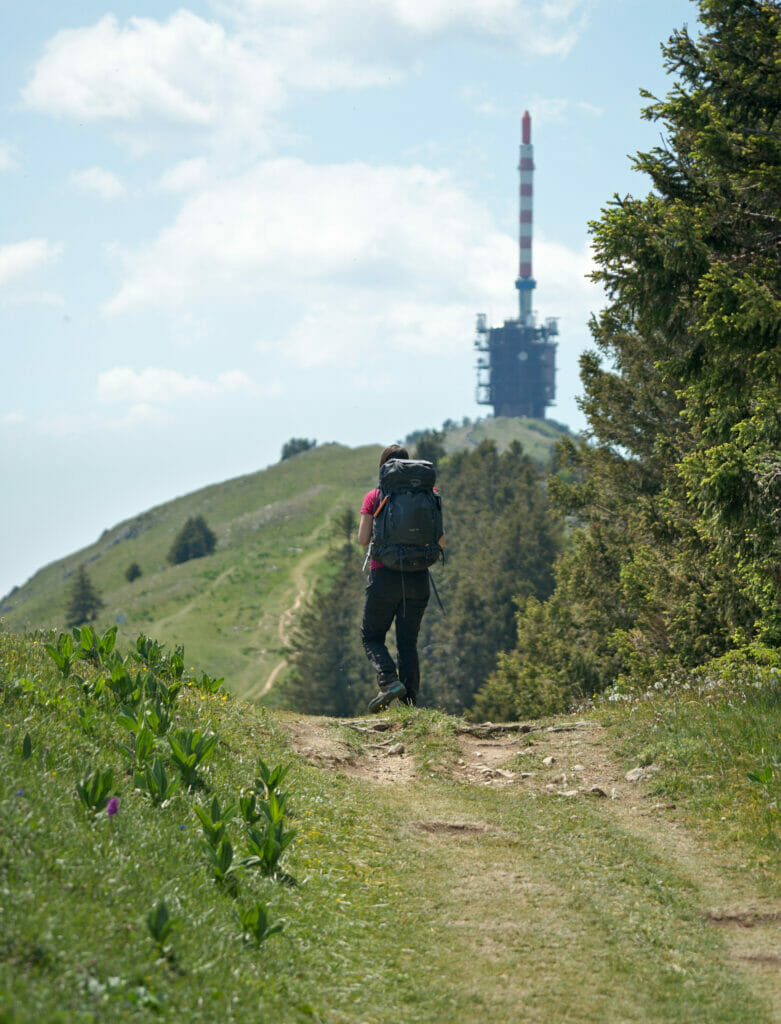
[361,567,430,702]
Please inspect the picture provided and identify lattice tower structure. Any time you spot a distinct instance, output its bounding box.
[475,110,558,419]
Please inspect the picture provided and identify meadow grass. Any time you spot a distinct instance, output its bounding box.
[1,628,776,1023]
[596,658,781,886]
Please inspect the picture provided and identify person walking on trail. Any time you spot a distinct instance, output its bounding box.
[358,444,445,713]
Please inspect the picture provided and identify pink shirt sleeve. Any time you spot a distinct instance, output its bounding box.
[361,488,380,516]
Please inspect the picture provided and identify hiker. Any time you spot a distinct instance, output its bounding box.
[358,444,445,712]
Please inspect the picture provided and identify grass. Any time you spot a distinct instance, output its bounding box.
[2,627,778,1023]
[595,659,781,884]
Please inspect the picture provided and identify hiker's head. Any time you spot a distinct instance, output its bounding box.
[379,444,408,468]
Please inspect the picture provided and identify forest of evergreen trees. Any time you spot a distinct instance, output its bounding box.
[282,0,780,720]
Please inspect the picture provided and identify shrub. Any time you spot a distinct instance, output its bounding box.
[125,562,142,582]
[280,437,316,461]
[167,516,217,565]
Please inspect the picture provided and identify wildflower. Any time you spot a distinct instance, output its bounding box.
[107,797,119,818]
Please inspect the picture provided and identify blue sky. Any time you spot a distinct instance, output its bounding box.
[1,0,696,598]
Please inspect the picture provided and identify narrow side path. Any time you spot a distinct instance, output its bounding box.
[243,531,328,701]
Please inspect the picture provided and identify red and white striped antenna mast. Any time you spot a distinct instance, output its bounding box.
[515,109,535,325]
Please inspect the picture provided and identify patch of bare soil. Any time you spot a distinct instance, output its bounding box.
[283,715,416,785]
[411,820,503,836]
[453,719,637,798]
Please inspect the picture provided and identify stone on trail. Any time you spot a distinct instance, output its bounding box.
[542,756,556,766]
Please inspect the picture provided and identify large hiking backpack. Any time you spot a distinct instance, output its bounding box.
[371,459,443,572]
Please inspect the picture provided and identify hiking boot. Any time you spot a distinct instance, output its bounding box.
[368,680,406,713]
[399,692,418,707]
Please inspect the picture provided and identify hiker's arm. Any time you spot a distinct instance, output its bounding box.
[358,513,373,547]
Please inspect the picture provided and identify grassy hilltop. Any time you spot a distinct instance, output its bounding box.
[1,418,566,701]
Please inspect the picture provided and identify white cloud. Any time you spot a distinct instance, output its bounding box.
[22,12,288,153]
[527,95,605,126]
[227,0,586,57]
[0,239,63,288]
[0,141,18,172]
[531,235,600,324]
[96,366,258,405]
[282,295,477,369]
[104,158,507,315]
[23,3,588,155]
[101,155,595,370]
[70,166,126,199]
[109,402,170,430]
[157,158,211,194]
[2,412,25,426]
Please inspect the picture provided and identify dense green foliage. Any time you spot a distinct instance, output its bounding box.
[408,427,447,466]
[475,0,781,719]
[418,440,562,714]
[65,565,105,627]
[280,437,317,461]
[166,515,217,566]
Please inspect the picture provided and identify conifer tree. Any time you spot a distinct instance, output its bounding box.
[65,566,105,627]
[167,515,217,565]
[412,429,446,467]
[280,438,316,461]
[417,440,562,714]
[281,509,371,716]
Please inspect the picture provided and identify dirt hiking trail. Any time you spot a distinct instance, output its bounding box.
[281,711,781,1022]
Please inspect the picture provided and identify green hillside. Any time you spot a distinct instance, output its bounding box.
[1,443,380,698]
[1,419,569,700]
